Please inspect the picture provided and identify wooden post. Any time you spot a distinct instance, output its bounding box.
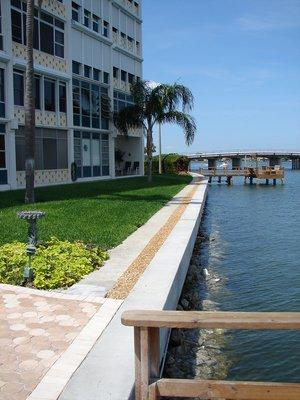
[140,327,150,400]
[273,179,276,185]
[149,328,160,379]
[134,327,142,400]
[218,176,221,183]
[266,179,269,185]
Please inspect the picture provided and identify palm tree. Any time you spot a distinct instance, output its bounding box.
[24,0,35,203]
[113,80,196,182]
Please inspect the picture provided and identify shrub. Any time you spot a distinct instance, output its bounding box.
[0,237,108,290]
[145,153,190,174]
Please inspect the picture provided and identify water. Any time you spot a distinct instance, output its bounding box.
[198,168,300,382]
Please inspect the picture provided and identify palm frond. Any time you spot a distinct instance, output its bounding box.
[161,111,196,145]
[113,105,144,135]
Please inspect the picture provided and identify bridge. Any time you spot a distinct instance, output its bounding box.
[186,150,300,170]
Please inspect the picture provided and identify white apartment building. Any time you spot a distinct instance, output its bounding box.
[0,0,144,190]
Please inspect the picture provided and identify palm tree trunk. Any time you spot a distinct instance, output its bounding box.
[146,128,153,182]
[24,0,35,204]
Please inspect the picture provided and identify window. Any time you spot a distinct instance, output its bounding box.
[102,20,109,37]
[113,90,135,113]
[16,128,68,171]
[44,78,56,111]
[112,27,118,34]
[103,72,109,84]
[59,82,66,112]
[0,69,4,118]
[72,2,80,22]
[84,9,90,28]
[121,70,127,82]
[0,124,5,170]
[113,67,119,79]
[92,14,99,32]
[11,1,65,58]
[34,76,40,109]
[128,73,134,84]
[84,65,91,78]
[0,3,3,50]
[93,68,100,81]
[13,69,24,106]
[127,36,133,43]
[72,79,110,129]
[73,131,109,178]
[136,41,140,54]
[121,32,126,39]
[72,61,81,75]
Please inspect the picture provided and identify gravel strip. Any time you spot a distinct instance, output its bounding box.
[107,180,200,300]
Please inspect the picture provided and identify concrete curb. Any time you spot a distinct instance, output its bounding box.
[59,178,208,400]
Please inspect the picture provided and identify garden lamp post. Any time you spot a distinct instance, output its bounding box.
[17,210,45,283]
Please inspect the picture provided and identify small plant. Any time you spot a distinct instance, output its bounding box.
[0,237,108,289]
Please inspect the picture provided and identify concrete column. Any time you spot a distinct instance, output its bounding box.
[292,158,300,170]
[208,158,216,170]
[269,157,281,167]
[232,157,241,170]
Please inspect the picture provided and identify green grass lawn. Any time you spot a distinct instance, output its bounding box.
[0,174,192,249]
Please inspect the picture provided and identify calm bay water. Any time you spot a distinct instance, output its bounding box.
[198,168,300,382]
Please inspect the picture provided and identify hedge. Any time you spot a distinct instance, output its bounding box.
[145,153,189,174]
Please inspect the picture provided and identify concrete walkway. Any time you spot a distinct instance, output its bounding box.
[59,177,208,400]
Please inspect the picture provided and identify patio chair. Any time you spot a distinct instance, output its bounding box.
[123,161,132,175]
[133,161,140,174]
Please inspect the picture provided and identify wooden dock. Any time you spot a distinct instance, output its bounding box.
[199,166,284,185]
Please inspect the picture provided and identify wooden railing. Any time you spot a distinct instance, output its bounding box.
[121,310,300,400]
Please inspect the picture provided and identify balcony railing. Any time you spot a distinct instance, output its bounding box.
[122,310,300,400]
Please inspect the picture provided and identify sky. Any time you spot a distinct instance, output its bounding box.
[142,0,300,154]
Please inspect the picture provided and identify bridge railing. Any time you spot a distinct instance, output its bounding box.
[122,310,300,400]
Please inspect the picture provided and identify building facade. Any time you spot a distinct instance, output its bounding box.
[0,0,144,191]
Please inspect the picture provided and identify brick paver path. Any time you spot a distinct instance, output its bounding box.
[0,286,101,400]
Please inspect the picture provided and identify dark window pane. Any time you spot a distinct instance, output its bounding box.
[40,22,54,55]
[0,69,5,102]
[55,30,64,44]
[13,72,24,106]
[0,135,5,151]
[59,83,66,112]
[55,44,64,57]
[43,138,57,169]
[34,77,40,109]
[11,10,22,43]
[41,12,53,24]
[0,151,5,168]
[44,79,55,111]
[15,134,25,171]
[103,72,109,84]
[72,61,80,74]
[57,137,68,168]
[55,19,64,30]
[33,18,39,49]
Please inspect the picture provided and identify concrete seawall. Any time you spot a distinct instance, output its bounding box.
[60,178,208,400]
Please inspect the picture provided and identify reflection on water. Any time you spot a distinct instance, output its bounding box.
[200,169,300,382]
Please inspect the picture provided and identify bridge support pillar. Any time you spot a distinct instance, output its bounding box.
[292,158,300,170]
[226,176,232,185]
[273,179,277,185]
[266,179,269,185]
[231,157,241,170]
[249,176,253,185]
[208,159,217,170]
[269,157,281,167]
[208,176,212,183]
[218,176,221,183]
